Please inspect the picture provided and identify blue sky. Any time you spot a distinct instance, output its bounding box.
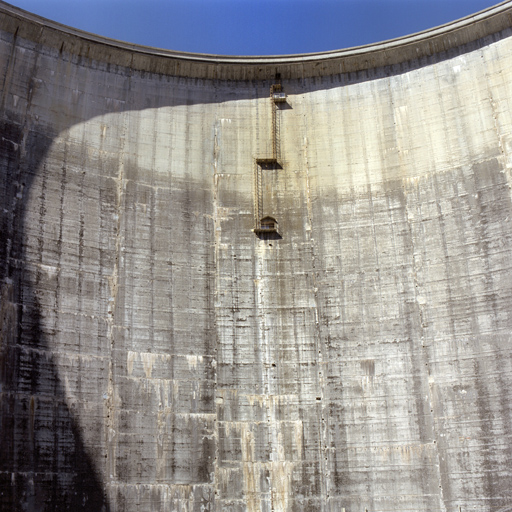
[7,0,501,56]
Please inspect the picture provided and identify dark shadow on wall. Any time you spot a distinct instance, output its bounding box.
[0,118,109,511]
[0,43,243,508]
[254,231,283,241]
[0,46,237,509]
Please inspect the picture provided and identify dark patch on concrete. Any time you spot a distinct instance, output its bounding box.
[0,119,109,510]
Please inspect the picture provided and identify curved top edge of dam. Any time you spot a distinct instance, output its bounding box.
[0,0,511,80]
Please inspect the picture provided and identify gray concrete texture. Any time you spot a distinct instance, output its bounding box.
[1,1,512,510]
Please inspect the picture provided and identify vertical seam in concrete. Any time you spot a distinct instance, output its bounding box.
[212,92,220,508]
[3,27,26,281]
[105,66,131,492]
[0,25,17,112]
[303,109,330,508]
[428,171,452,512]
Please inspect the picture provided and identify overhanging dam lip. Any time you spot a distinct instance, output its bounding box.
[1,0,511,78]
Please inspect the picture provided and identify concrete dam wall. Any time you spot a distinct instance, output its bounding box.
[1,1,512,510]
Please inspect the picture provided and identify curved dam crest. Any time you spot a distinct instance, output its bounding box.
[1,1,512,511]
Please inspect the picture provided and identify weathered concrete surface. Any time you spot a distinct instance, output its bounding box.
[1,1,512,511]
